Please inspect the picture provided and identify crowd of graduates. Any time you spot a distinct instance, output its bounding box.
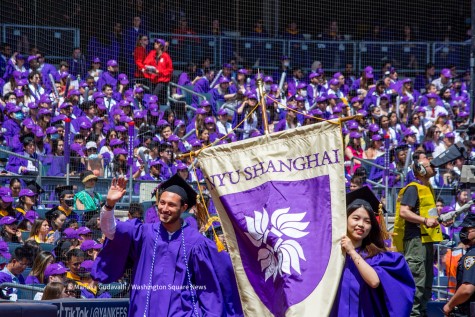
[0,30,473,305]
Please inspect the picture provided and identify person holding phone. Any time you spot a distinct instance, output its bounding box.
[143,39,173,103]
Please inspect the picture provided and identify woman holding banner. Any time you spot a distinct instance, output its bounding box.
[330,186,415,316]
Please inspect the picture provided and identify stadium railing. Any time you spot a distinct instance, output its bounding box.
[150,33,220,67]
[0,22,469,73]
[1,24,80,62]
[0,148,43,186]
[149,32,465,74]
[358,41,431,73]
[289,40,358,73]
[432,41,471,70]
[168,82,209,118]
[0,283,45,301]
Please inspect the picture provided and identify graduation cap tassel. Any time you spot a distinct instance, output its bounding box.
[189,153,226,252]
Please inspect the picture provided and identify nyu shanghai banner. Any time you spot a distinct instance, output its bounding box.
[198,121,347,317]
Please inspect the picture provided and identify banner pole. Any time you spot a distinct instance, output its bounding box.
[256,71,270,135]
[64,116,71,185]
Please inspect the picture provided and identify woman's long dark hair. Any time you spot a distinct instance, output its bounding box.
[347,202,386,258]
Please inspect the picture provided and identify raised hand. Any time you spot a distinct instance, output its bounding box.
[106,177,127,207]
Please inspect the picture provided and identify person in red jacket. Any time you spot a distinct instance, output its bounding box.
[143,38,173,104]
[133,35,149,79]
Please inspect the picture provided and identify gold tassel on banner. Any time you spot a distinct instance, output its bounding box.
[195,195,209,230]
[190,154,226,252]
[204,216,226,252]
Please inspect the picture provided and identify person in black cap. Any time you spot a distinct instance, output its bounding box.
[93,175,242,317]
[443,214,475,316]
[330,186,415,316]
[47,185,80,223]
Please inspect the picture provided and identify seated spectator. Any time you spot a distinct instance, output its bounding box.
[0,216,22,243]
[349,175,365,192]
[47,185,79,223]
[80,240,103,261]
[9,178,21,203]
[15,188,37,219]
[27,218,54,244]
[6,134,39,175]
[54,231,79,266]
[65,249,85,282]
[45,210,67,244]
[74,170,103,214]
[63,278,81,298]
[41,282,66,300]
[344,132,366,176]
[64,219,79,230]
[128,203,143,221]
[274,105,301,132]
[77,260,111,299]
[0,187,15,217]
[17,210,39,232]
[22,240,41,267]
[0,246,28,299]
[365,135,384,160]
[77,226,93,242]
[25,251,54,284]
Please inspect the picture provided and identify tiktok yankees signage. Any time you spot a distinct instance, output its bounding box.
[199,121,347,317]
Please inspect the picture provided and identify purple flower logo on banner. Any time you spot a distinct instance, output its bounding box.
[220,175,332,316]
[245,207,309,281]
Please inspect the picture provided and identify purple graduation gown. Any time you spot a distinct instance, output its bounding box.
[25,275,41,285]
[92,219,226,317]
[330,251,415,317]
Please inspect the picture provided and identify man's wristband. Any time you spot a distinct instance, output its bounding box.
[423,218,428,226]
[104,203,115,211]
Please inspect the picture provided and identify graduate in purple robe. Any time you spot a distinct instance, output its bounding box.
[93,175,242,317]
[330,186,415,317]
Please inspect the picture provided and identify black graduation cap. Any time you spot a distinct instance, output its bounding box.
[159,174,197,208]
[55,185,74,198]
[20,133,35,146]
[346,186,386,215]
[26,180,45,195]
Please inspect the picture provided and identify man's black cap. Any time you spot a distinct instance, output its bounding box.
[159,174,197,208]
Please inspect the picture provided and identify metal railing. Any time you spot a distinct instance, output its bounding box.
[0,174,206,210]
[146,33,466,73]
[349,156,405,187]
[1,148,43,185]
[150,33,220,67]
[0,23,470,73]
[1,24,80,60]
[0,283,45,300]
[433,243,457,300]
[168,82,207,103]
[289,40,357,72]
[432,41,471,70]
[359,41,431,72]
